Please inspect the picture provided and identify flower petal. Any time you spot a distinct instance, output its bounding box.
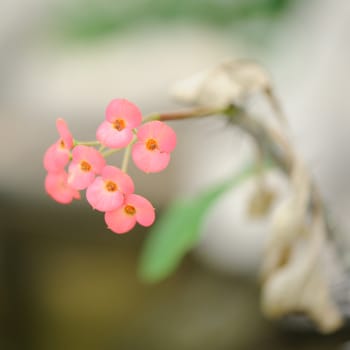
[68,162,96,190]
[105,208,137,234]
[137,121,176,152]
[43,143,70,172]
[71,145,106,174]
[127,194,155,227]
[96,121,133,149]
[132,142,170,173]
[56,118,73,149]
[45,171,80,204]
[86,177,124,211]
[101,166,134,194]
[105,99,142,128]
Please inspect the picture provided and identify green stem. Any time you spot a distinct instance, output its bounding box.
[142,114,161,123]
[102,148,121,157]
[74,140,101,146]
[121,141,133,173]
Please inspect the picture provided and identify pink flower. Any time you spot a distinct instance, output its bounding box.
[45,171,80,204]
[86,165,134,212]
[96,99,142,148]
[43,118,74,172]
[68,145,106,190]
[132,121,176,173]
[105,194,155,234]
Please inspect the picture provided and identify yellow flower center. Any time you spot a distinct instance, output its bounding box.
[105,181,118,192]
[113,119,126,131]
[124,205,136,215]
[146,138,158,151]
[80,161,91,172]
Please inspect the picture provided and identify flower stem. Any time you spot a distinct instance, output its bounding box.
[121,141,133,173]
[142,114,161,123]
[142,106,234,124]
[75,140,101,146]
[102,148,121,158]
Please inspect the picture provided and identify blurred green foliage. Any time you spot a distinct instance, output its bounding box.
[54,0,292,41]
[139,163,261,283]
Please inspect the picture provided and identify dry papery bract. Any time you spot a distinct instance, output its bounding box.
[261,161,343,333]
[172,60,345,333]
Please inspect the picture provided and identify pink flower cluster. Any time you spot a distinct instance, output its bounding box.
[43,99,176,234]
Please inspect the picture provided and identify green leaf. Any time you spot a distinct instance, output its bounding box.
[138,163,261,283]
[53,0,292,42]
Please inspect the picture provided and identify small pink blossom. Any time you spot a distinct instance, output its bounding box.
[132,121,176,173]
[96,99,142,148]
[86,165,134,212]
[68,145,106,190]
[105,194,155,234]
[56,118,74,148]
[45,171,80,204]
[43,118,74,172]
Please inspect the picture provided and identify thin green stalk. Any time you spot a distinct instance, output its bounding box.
[74,140,101,146]
[121,141,133,173]
[102,148,121,158]
[142,114,161,123]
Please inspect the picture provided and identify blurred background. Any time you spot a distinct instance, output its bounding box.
[1,0,350,348]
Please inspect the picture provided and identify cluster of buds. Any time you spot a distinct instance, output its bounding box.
[43,99,177,234]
